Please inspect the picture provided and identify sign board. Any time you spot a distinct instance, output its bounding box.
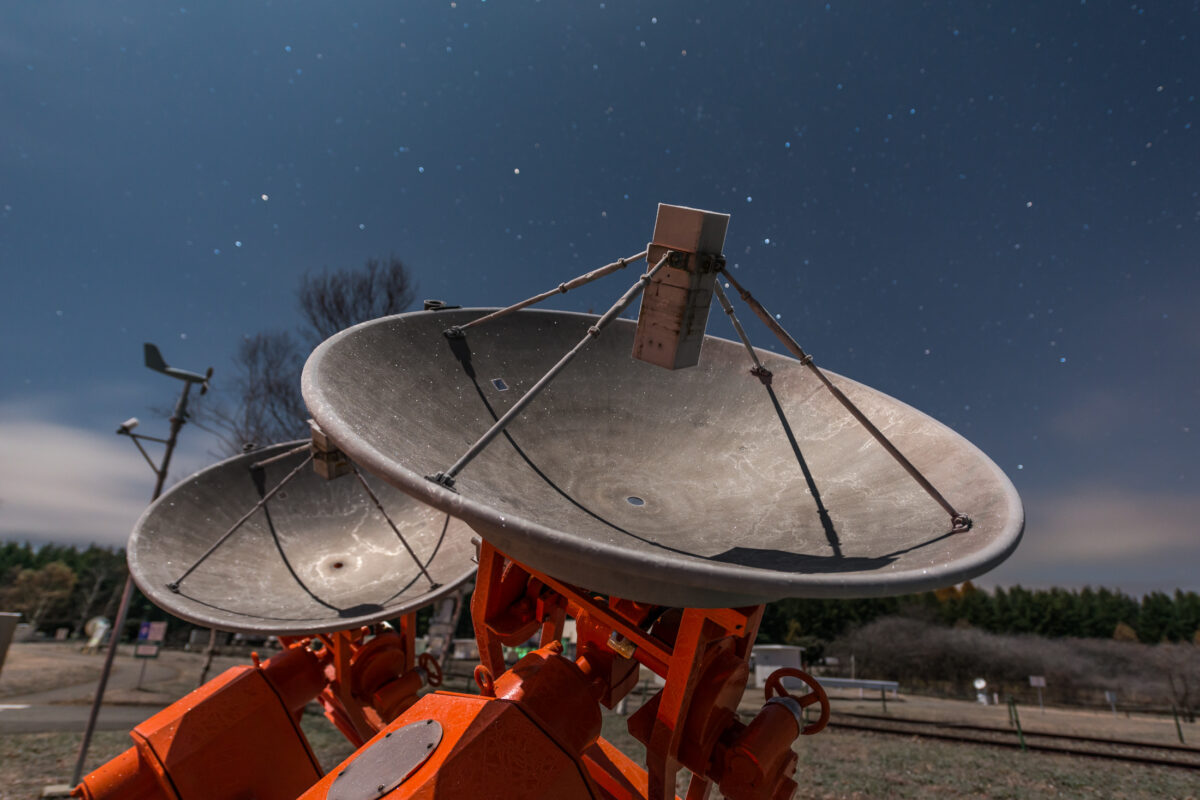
[138,621,168,643]
[136,621,167,660]
[1029,675,1046,688]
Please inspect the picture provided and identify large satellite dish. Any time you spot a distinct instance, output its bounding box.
[303,309,1023,608]
[128,441,476,634]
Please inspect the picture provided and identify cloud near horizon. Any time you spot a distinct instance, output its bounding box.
[979,485,1200,595]
[1,406,1195,598]
[0,405,214,549]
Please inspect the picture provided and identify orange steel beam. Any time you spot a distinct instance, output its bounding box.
[76,623,442,800]
[471,541,770,800]
[79,546,817,800]
[74,642,327,800]
[284,619,424,747]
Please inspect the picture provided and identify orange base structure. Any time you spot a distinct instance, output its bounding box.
[75,644,326,800]
[300,695,659,800]
[76,543,828,800]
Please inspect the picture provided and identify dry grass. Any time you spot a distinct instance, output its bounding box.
[0,644,100,699]
[3,708,1197,799]
[0,730,129,800]
[792,727,1198,800]
[600,706,1200,800]
[3,642,1196,799]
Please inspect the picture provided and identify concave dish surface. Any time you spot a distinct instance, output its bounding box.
[303,309,1023,607]
[129,441,476,634]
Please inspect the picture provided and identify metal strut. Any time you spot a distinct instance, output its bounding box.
[349,463,440,589]
[428,251,672,488]
[448,249,649,335]
[719,268,972,533]
[249,442,311,471]
[166,453,315,592]
[713,281,773,385]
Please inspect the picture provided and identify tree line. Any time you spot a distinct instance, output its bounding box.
[0,542,176,639]
[6,538,1198,652]
[759,581,1200,649]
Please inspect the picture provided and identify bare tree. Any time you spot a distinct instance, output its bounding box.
[199,256,417,451]
[229,330,309,446]
[1157,642,1199,722]
[298,255,416,343]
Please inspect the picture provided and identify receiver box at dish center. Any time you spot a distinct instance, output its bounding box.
[633,203,730,370]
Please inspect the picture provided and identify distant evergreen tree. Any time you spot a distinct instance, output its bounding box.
[1172,589,1200,642]
[990,586,1012,633]
[1138,591,1179,643]
[762,583,1199,648]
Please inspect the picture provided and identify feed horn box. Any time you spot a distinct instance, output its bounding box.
[632,203,730,370]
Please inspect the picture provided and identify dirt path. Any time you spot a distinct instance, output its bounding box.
[1,641,249,705]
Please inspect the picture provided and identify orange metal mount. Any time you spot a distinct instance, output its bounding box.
[466,541,811,800]
[298,641,660,800]
[300,540,819,800]
[75,619,438,800]
[285,616,428,747]
[74,641,327,800]
[77,549,821,800]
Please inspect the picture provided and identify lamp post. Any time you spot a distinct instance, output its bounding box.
[71,344,211,786]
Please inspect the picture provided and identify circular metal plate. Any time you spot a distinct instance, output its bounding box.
[328,719,443,800]
[303,309,1023,607]
[128,442,476,634]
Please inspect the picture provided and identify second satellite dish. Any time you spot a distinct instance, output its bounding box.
[128,441,476,635]
[303,309,1023,608]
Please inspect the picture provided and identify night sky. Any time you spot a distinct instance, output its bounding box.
[1,2,1196,595]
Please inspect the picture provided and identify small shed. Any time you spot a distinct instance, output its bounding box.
[749,644,805,688]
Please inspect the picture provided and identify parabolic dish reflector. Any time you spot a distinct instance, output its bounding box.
[128,441,476,634]
[303,309,1023,608]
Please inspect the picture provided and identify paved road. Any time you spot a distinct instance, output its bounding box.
[0,650,180,735]
[0,702,164,734]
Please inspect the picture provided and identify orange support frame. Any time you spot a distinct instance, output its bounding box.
[76,622,441,800]
[472,541,769,800]
[74,642,327,800]
[281,617,426,746]
[78,546,820,800]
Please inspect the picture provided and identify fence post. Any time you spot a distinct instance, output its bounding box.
[1173,705,1185,745]
[1008,696,1027,752]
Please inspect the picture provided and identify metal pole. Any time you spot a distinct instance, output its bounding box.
[135,655,148,691]
[72,380,192,786]
[1009,697,1027,751]
[454,249,647,333]
[197,627,219,688]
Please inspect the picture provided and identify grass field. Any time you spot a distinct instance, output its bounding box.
[5,712,1197,800]
[2,641,1197,799]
